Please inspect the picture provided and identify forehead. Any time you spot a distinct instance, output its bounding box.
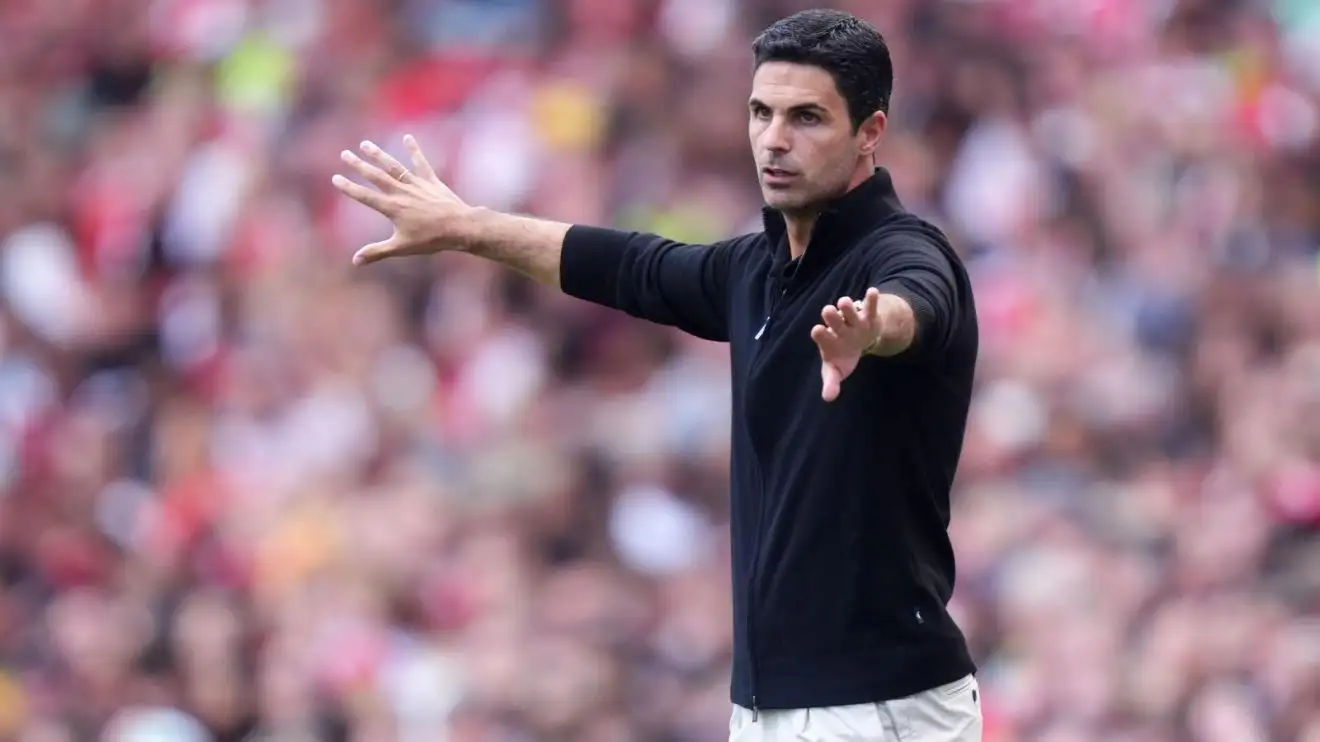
[750,62,845,109]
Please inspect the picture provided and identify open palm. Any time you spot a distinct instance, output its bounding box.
[810,287,884,402]
[332,136,471,264]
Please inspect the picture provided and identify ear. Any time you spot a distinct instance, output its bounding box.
[856,111,887,157]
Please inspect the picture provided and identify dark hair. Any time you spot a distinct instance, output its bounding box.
[752,9,893,131]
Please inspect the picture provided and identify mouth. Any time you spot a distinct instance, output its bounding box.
[761,167,797,186]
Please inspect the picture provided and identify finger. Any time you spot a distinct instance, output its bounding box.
[340,150,398,192]
[403,135,438,182]
[839,297,863,327]
[810,324,846,358]
[352,236,399,266]
[864,287,881,318]
[821,362,842,402]
[360,140,413,184]
[332,174,393,214]
[822,305,848,334]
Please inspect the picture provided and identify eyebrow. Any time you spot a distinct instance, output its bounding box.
[748,98,830,116]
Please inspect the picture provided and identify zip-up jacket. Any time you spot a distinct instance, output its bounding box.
[559,169,978,712]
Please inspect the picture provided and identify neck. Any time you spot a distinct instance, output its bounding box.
[785,214,817,259]
[782,161,877,259]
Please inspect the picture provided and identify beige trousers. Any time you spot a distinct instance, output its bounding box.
[729,675,982,742]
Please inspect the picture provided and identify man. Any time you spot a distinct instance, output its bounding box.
[332,9,981,742]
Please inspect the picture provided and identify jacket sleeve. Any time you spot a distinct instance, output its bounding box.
[560,225,736,342]
[866,234,967,360]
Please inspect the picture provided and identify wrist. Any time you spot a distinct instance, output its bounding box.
[446,205,490,253]
[863,331,885,356]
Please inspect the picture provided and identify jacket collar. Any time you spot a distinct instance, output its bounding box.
[761,167,906,269]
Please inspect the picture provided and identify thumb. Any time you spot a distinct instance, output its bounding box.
[352,236,397,266]
[821,361,842,402]
[864,287,881,318]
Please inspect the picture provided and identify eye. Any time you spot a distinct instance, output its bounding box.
[796,110,821,124]
[751,105,771,120]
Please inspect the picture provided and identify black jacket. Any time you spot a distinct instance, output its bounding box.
[560,169,978,711]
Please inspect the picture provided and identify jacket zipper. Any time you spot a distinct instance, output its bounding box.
[747,455,766,722]
[755,262,795,339]
[745,263,795,722]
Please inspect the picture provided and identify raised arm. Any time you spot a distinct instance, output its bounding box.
[333,138,733,342]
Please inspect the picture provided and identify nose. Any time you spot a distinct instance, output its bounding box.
[760,116,791,154]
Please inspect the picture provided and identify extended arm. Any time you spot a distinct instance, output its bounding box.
[450,208,570,288]
[334,138,733,342]
[556,226,734,341]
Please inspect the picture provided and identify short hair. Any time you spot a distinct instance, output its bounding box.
[751,9,893,131]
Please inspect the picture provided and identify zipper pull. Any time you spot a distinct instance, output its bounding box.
[754,317,769,340]
[752,697,759,722]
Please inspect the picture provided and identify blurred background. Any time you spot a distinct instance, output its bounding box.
[0,0,1318,740]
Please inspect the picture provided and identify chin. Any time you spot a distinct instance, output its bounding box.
[761,188,809,212]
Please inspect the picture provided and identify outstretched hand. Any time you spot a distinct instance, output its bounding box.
[331,136,470,265]
[811,287,884,402]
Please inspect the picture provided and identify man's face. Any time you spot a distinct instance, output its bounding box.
[748,62,881,215]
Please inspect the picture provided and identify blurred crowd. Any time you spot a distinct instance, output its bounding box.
[0,0,1318,740]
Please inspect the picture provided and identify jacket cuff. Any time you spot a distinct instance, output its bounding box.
[875,280,936,357]
[560,225,631,308]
